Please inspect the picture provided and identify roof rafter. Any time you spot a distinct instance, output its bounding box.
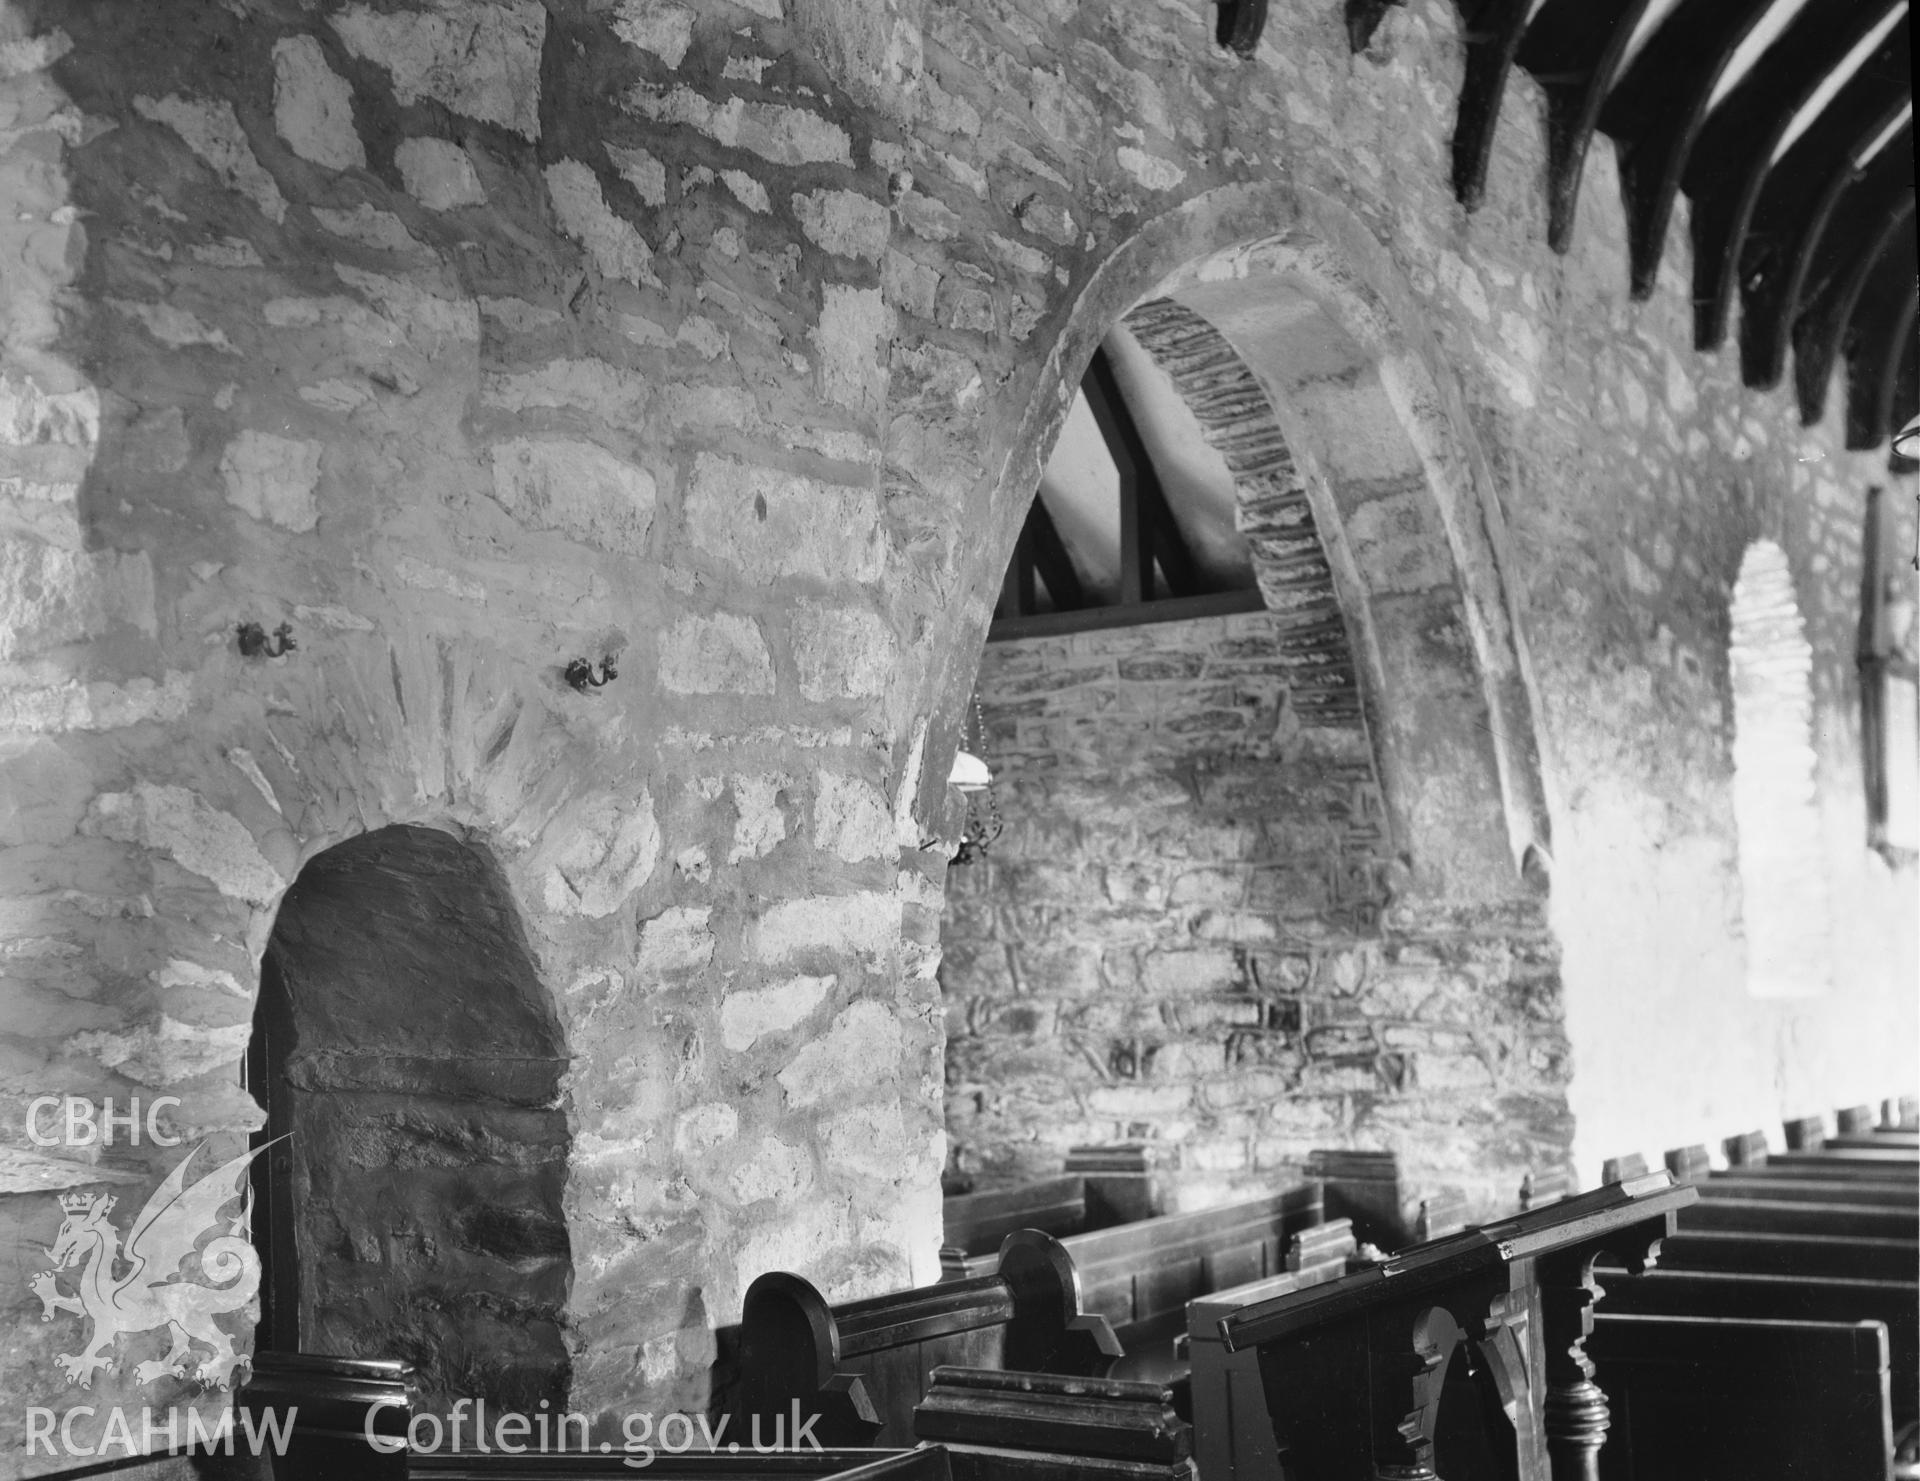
[1844,222,1920,448]
[1516,0,1654,252]
[1683,0,1904,351]
[1792,197,1915,425]
[1451,0,1535,210]
[1741,119,1912,388]
[1599,0,1775,299]
[1083,346,1204,602]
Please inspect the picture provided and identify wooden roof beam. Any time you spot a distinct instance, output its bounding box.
[1516,0,1653,252]
[1024,496,1086,614]
[1793,198,1914,425]
[1683,0,1904,352]
[1742,118,1911,389]
[1845,229,1920,449]
[1451,0,1535,211]
[1082,347,1205,602]
[1600,0,1776,299]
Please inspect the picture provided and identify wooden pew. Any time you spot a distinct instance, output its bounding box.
[419,1450,948,1481]
[1657,1141,1917,1238]
[1588,1313,1893,1481]
[1518,1167,1572,1212]
[246,1353,1199,1481]
[1830,1129,1920,1151]
[1675,1196,1917,1237]
[1184,1224,1362,1481]
[1722,1128,1918,1178]
[1785,1109,1920,1155]
[940,1148,1173,1276]
[1770,1145,1919,1171]
[1067,1187,1326,1377]
[1592,1267,1919,1428]
[913,1366,1194,1481]
[1692,1173,1918,1208]
[729,1230,1121,1449]
[244,1351,411,1481]
[1653,1228,1918,1281]
[1833,1103,1920,1151]
[942,1184,1323,1285]
[1413,1188,1470,1243]
[939,1183,1325,1382]
[1214,1174,1696,1481]
[1662,1140,1920,1205]
[1600,1132,1920,1433]
[942,1177,1092,1272]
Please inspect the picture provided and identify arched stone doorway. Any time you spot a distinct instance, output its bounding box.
[248,823,572,1413]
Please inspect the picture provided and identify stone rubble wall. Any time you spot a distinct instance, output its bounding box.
[0,0,1909,1466]
[942,615,1570,1217]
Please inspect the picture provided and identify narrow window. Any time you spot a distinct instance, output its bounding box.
[1728,540,1833,998]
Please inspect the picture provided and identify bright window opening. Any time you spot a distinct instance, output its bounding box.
[1729,541,1834,998]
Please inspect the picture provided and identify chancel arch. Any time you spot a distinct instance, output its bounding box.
[247,823,572,1415]
[940,189,1571,1220]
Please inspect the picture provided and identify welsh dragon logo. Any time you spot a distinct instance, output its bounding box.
[30,1142,266,1390]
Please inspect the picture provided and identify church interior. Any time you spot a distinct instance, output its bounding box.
[0,0,1916,1477]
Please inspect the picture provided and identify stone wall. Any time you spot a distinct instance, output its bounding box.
[0,0,1910,1470]
[941,615,1571,1217]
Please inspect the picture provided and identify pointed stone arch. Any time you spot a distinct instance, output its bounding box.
[955,181,1555,907]
[937,185,1573,1216]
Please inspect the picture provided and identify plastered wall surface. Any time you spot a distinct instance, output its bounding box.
[0,0,1911,1469]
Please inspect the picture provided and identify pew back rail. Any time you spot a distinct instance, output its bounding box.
[1216,1175,1697,1481]
[734,1230,1121,1450]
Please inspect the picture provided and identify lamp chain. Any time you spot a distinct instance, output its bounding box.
[953,695,1003,866]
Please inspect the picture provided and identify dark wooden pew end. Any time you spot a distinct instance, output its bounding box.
[733,1230,1121,1448]
[915,1366,1194,1481]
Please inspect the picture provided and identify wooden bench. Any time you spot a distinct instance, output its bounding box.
[729,1230,1121,1449]
[940,1148,1173,1276]
[1589,1314,1893,1481]
[1214,1174,1696,1481]
[419,1450,947,1481]
[1785,1110,1920,1155]
[1829,1129,1920,1151]
[1656,1142,1917,1235]
[1721,1129,1918,1177]
[1064,1186,1326,1381]
[1592,1267,1919,1429]
[1691,1173,1919,1207]
[940,1183,1325,1382]
[1831,1103,1920,1151]
[914,1366,1193,1481]
[244,1351,412,1481]
[1653,1228,1919,1281]
[941,1177,1092,1272]
[1675,1195,1917,1237]
[246,1353,1198,1481]
[1518,1167,1573,1213]
[1184,1223,1362,1481]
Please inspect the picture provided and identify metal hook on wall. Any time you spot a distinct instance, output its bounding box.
[565,657,619,692]
[236,622,297,659]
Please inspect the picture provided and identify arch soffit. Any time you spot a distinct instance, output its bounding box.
[984,181,1554,892]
